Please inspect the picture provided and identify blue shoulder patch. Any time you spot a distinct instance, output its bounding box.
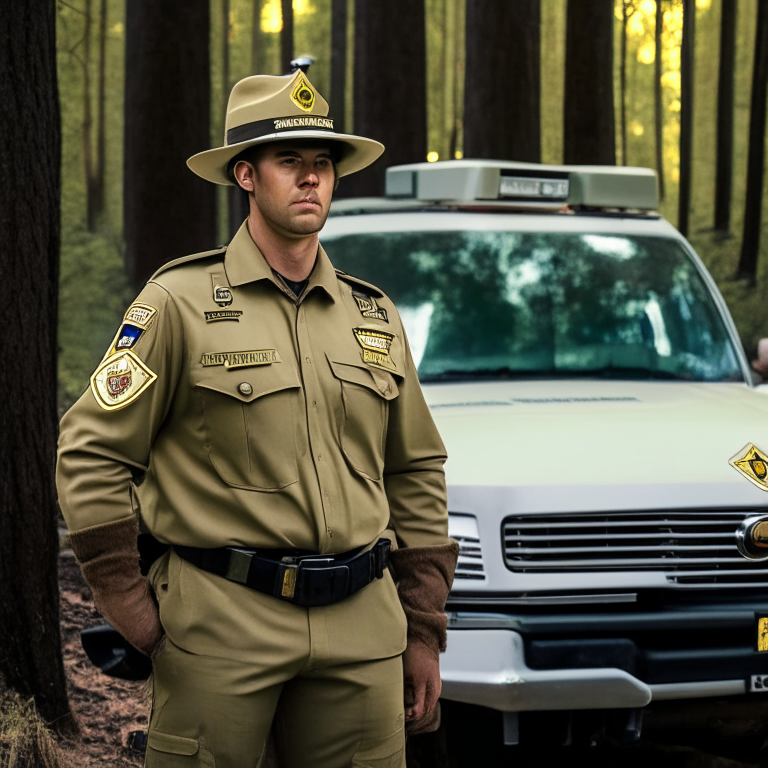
[114,324,144,351]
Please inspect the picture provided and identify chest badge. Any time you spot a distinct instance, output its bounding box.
[90,350,157,411]
[353,327,397,372]
[205,310,242,323]
[213,285,233,307]
[730,443,768,491]
[353,292,388,322]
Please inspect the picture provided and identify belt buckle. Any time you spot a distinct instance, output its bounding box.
[226,548,255,584]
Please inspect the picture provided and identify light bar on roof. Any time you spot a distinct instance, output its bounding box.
[384,160,658,210]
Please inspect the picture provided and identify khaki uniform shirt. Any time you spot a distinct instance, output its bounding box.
[56,222,449,557]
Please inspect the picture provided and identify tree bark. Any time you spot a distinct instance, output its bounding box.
[737,0,768,281]
[654,0,665,200]
[341,0,427,197]
[91,0,108,231]
[463,0,540,162]
[124,0,217,288]
[678,0,695,236]
[330,0,347,133]
[621,3,636,165]
[281,0,293,74]
[563,0,615,164]
[252,0,263,74]
[0,0,74,731]
[82,0,94,230]
[715,0,737,233]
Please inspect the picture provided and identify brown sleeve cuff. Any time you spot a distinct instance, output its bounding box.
[69,515,163,657]
[389,540,459,656]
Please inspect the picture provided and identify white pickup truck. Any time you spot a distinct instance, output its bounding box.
[322,159,768,750]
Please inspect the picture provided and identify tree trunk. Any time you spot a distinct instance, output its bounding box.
[330,0,347,133]
[563,0,615,165]
[83,0,95,230]
[715,0,737,233]
[252,0,262,74]
[678,0,695,236]
[124,0,217,289]
[341,0,427,197]
[91,0,108,230]
[737,0,768,281]
[463,0,540,162]
[0,0,74,732]
[281,0,293,74]
[621,3,633,165]
[654,0,665,200]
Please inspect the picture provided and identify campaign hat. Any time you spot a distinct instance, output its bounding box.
[187,69,383,185]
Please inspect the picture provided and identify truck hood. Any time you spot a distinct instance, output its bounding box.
[424,380,768,512]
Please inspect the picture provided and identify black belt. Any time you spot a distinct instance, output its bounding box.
[173,539,391,608]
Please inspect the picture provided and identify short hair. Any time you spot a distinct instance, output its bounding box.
[227,141,343,186]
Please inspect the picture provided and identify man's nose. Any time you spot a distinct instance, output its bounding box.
[300,170,319,187]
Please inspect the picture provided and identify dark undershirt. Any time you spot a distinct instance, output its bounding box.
[279,275,309,298]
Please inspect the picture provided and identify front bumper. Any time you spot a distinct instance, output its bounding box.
[440,611,762,712]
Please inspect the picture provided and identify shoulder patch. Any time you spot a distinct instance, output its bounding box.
[335,269,384,298]
[90,351,157,411]
[124,302,157,329]
[149,247,227,282]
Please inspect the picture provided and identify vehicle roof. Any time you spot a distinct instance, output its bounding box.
[321,208,684,240]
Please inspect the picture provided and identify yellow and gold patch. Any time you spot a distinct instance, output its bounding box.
[353,327,397,372]
[123,302,158,329]
[201,349,281,369]
[730,443,768,491]
[290,73,315,113]
[90,351,157,411]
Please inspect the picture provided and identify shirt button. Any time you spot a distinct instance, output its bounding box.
[238,382,253,396]
[305,356,311,363]
[312,399,317,407]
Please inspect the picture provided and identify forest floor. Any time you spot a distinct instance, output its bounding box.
[57,547,145,768]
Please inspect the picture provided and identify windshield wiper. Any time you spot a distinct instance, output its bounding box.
[421,366,693,383]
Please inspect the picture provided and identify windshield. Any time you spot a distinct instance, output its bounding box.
[323,230,742,383]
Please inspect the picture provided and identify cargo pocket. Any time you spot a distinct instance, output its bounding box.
[328,356,400,481]
[146,730,216,767]
[196,367,301,490]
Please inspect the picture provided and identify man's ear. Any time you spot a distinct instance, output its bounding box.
[234,160,255,192]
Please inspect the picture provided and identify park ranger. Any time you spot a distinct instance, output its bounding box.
[56,68,457,767]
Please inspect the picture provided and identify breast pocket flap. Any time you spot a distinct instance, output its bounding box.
[195,367,301,403]
[328,357,399,401]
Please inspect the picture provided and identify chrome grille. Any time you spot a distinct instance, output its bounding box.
[503,510,768,587]
[449,513,485,580]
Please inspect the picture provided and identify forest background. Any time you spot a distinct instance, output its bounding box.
[56,0,766,408]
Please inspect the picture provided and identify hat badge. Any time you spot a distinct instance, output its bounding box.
[291,74,315,113]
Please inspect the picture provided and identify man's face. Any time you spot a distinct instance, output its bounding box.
[238,141,336,238]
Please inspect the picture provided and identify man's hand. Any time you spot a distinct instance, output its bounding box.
[403,641,441,732]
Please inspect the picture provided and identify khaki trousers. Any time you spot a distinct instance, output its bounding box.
[145,549,408,768]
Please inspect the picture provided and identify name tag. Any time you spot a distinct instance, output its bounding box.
[201,349,281,369]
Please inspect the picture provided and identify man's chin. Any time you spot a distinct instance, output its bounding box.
[286,212,328,235]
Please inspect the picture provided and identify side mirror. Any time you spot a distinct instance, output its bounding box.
[80,623,152,681]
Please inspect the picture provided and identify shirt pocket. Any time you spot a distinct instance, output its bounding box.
[195,366,301,491]
[328,356,400,482]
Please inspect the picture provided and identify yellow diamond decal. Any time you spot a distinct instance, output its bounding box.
[729,443,768,491]
[291,74,315,113]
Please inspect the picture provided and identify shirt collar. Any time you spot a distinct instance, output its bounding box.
[225,219,338,302]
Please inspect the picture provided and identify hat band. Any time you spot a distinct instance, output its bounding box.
[227,115,335,146]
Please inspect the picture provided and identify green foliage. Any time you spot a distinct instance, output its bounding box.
[54,0,768,396]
